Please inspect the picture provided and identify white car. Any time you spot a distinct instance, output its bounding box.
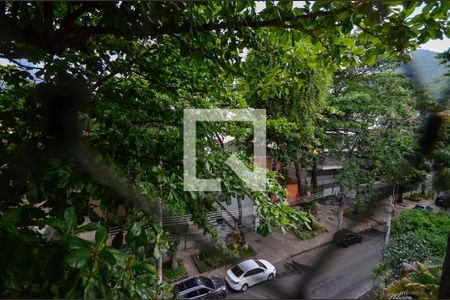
[225,259,276,292]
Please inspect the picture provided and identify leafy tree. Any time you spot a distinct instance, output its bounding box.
[0,1,449,298]
[327,62,420,197]
[240,34,330,197]
[325,59,422,229]
[431,47,450,299]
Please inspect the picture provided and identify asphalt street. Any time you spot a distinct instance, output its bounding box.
[226,228,385,299]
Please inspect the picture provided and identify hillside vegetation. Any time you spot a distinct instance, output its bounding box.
[398,49,449,104]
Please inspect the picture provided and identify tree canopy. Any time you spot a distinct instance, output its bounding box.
[1,1,449,298]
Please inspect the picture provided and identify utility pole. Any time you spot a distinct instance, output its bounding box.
[156,160,163,299]
[385,196,393,246]
[156,195,163,299]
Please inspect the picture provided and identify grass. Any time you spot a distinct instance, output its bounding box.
[193,244,256,273]
[163,258,188,283]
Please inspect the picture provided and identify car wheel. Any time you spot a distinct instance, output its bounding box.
[268,273,274,281]
[241,284,248,292]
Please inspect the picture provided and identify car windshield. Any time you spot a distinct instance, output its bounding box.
[256,260,267,269]
[178,278,197,292]
[231,265,244,277]
[198,276,214,289]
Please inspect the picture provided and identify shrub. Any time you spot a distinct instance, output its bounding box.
[392,209,450,257]
[382,262,441,300]
[406,192,434,202]
[384,232,433,279]
[193,244,256,273]
[163,259,187,283]
[298,201,319,215]
[292,220,327,240]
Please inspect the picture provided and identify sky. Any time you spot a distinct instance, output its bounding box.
[419,38,450,52]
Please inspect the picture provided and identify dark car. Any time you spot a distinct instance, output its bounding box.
[333,229,362,247]
[174,275,227,299]
[414,204,433,212]
[435,192,449,207]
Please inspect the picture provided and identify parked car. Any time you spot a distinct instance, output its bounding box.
[333,229,362,247]
[173,275,227,299]
[225,259,276,292]
[435,191,449,207]
[414,204,433,212]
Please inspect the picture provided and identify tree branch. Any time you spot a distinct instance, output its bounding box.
[0,54,44,70]
[43,2,53,35]
[2,2,362,57]
[61,2,95,30]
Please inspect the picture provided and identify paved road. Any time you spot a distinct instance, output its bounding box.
[227,228,384,299]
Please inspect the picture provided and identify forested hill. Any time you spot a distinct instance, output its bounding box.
[397,49,449,103]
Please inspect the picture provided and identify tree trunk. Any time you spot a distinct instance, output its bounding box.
[392,182,399,203]
[397,185,403,203]
[439,231,450,298]
[311,158,318,194]
[385,196,393,246]
[237,196,243,226]
[421,183,426,195]
[237,196,246,241]
[170,241,179,269]
[337,197,344,230]
[294,160,303,198]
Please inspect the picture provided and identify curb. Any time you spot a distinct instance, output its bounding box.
[286,220,386,261]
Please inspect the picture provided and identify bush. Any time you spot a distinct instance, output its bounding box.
[163,259,187,283]
[382,262,441,300]
[193,244,255,273]
[406,192,434,202]
[298,201,319,215]
[292,221,327,240]
[392,209,450,257]
[384,231,433,278]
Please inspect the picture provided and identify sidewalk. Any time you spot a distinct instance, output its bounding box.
[179,196,432,278]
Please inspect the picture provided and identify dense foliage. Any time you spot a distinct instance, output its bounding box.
[393,210,450,258]
[384,210,450,278]
[0,1,449,298]
[383,262,441,299]
[327,62,422,196]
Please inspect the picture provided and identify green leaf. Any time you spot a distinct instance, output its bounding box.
[129,222,142,237]
[256,224,269,237]
[304,221,312,231]
[60,236,91,251]
[66,248,91,268]
[95,226,108,246]
[64,207,77,233]
[43,218,66,234]
[98,248,117,265]
[365,51,377,65]
[107,248,127,262]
